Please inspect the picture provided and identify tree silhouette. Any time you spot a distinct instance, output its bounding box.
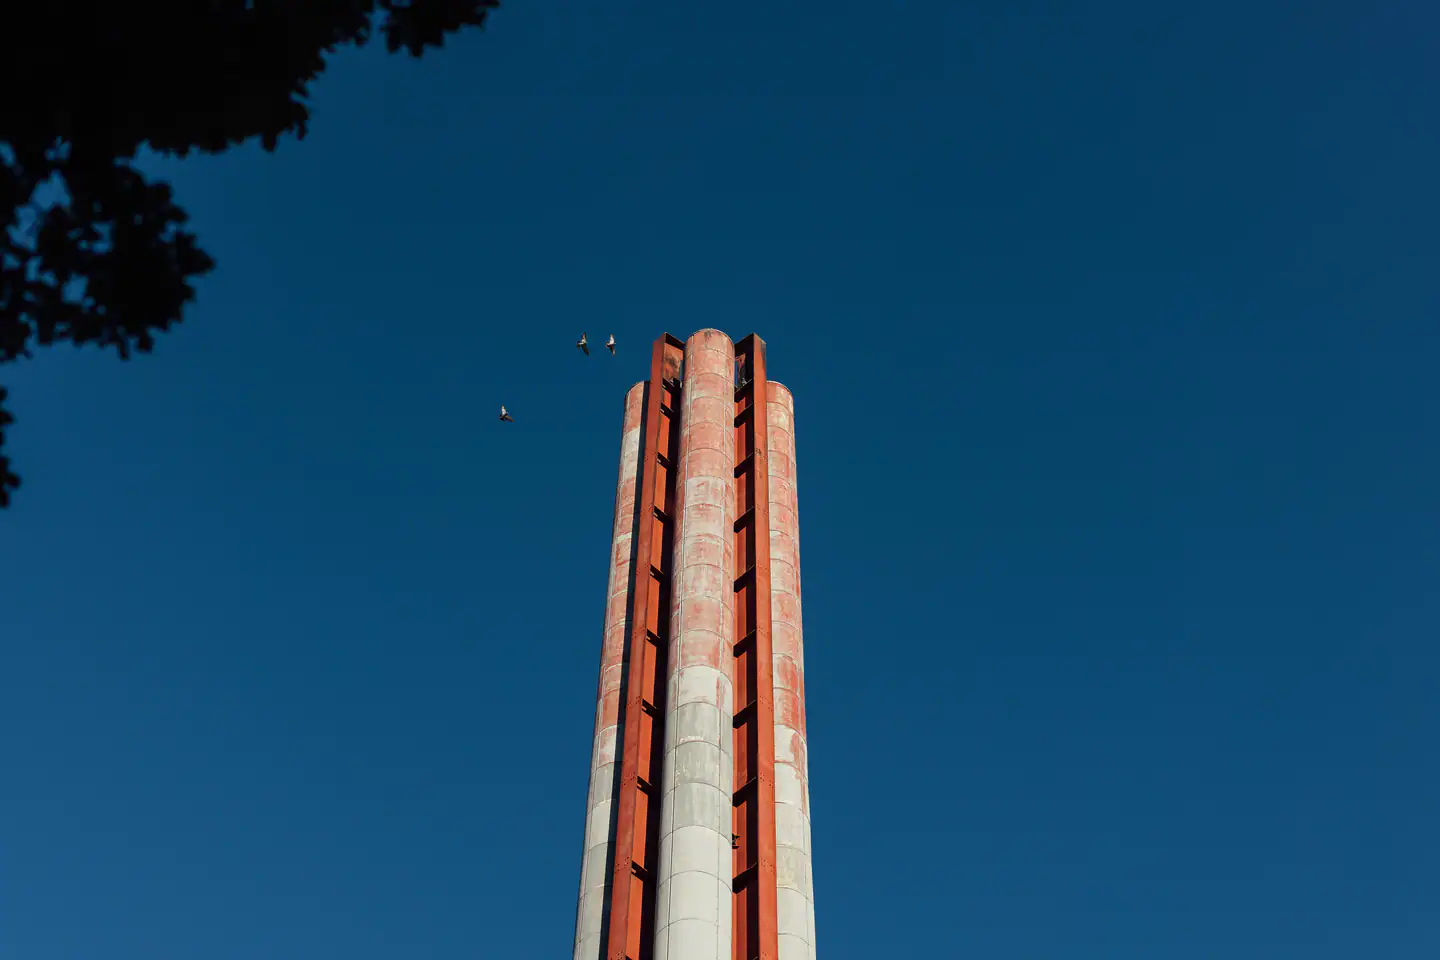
[0,0,501,507]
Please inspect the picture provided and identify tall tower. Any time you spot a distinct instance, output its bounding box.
[573,331,815,960]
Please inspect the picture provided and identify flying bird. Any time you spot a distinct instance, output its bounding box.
[606,334,616,355]
[577,332,589,356]
[499,406,515,422]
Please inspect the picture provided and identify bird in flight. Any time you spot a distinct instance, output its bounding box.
[499,405,515,422]
[606,334,616,355]
[577,332,590,356]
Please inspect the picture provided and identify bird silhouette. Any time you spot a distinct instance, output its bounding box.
[605,334,616,355]
[577,332,589,356]
[499,405,515,422]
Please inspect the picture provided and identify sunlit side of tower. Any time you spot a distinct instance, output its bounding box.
[573,331,815,960]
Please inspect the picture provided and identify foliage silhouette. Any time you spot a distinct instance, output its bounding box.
[0,0,501,507]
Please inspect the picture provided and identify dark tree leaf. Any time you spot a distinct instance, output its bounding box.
[0,0,501,506]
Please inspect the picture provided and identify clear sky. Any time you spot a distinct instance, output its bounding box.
[3,2,1438,957]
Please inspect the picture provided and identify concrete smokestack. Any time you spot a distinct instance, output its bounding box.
[654,329,738,959]
[573,383,647,960]
[766,383,816,959]
[575,333,814,960]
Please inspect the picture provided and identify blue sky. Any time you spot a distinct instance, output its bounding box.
[3,2,1438,957]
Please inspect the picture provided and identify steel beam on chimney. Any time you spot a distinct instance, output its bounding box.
[730,334,781,960]
[605,334,685,960]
